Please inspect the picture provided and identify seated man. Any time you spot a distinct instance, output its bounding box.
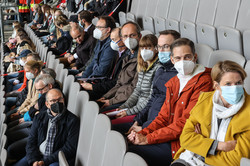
[59,26,96,73]
[79,16,117,79]
[80,27,129,100]
[97,21,141,111]
[13,89,80,166]
[112,30,180,133]
[78,10,95,35]
[7,74,56,162]
[127,38,214,166]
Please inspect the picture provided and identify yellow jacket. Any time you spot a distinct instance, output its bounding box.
[174,91,250,166]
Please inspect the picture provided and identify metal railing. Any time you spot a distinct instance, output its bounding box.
[0,1,19,43]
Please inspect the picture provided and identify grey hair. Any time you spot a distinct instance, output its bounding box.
[35,74,55,86]
[41,68,57,79]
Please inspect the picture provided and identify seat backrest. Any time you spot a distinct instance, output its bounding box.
[1,148,7,166]
[130,0,140,14]
[236,0,250,32]
[195,43,213,67]
[180,0,199,23]
[155,0,171,19]
[122,152,147,166]
[208,50,246,68]
[244,61,250,95]
[196,0,218,25]
[67,82,80,113]
[144,0,158,17]
[241,157,250,166]
[55,63,64,81]
[74,91,89,117]
[58,69,68,85]
[243,30,250,60]
[87,114,111,166]
[214,0,241,28]
[102,131,127,166]
[62,75,74,98]
[167,0,184,21]
[58,151,69,166]
[75,101,99,166]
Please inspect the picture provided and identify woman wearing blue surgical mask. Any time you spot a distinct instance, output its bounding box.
[172,60,250,166]
[7,60,44,122]
[109,34,161,124]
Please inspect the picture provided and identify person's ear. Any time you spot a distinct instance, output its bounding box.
[170,55,175,65]
[45,101,50,109]
[194,53,198,63]
[213,81,220,90]
[48,83,53,89]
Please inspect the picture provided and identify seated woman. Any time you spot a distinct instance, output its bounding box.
[48,15,72,56]
[28,4,44,28]
[172,60,250,166]
[105,34,161,124]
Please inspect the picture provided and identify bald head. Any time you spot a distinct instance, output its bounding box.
[45,89,64,116]
[70,27,85,44]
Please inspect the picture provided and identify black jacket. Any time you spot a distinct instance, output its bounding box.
[73,33,96,69]
[26,109,80,166]
[88,48,129,100]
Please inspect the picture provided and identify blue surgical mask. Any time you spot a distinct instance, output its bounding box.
[79,21,84,28]
[158,51,171,63]
[221,85,244,105]
[38,93,42,99]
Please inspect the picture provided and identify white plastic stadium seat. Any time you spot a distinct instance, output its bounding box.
[119,11,126,26]
[123,152,148,166]
[208,50,246,68]
[241,158,250,166]
[75,101,99,166]
[195,43,213,67]
[142,0,158,33]
[153,0,171,34]
[244,61,250,95]
[67,82,80,113]
[179,0,200,43]
[165,0,184,32]
[87,114,111,166]
[196,0,218,49]
[62,75,74,99]
[58,151,69,166]
[243,30,250,60]
[102,131,127,166]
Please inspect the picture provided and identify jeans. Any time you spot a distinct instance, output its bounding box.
[14,156,59,166]
[128,142,173,166]
[4,97,17,113]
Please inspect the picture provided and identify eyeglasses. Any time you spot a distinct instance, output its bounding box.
[157,44,170,50]
[173,54,194,62]
[36,84,48,91]
[121,33,138,40]
[49,97,63,104]
[95,26,107,29]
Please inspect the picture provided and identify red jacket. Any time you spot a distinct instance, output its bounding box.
[139,67,213,158]
[18,70,27,92]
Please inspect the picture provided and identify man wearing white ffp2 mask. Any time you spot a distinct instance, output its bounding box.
[81,16,118,79]
[93,18,111,40]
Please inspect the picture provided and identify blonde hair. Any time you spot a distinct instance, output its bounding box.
[137,34,158,72]
[211,60,247,83]
[25,60,44,73]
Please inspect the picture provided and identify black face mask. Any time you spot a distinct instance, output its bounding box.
[50,102,64,114]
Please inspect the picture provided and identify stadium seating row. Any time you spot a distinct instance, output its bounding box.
[23,24,148,166]
[119,0,250,60]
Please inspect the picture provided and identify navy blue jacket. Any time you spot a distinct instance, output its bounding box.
[82,37,118,78]
[26,109,80,166]
[134,60,177,128]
